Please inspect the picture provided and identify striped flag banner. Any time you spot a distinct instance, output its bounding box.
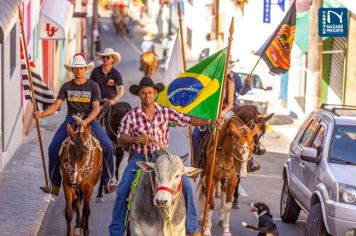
[21,54,55,110]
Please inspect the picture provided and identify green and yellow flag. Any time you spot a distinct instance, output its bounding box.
[156,49,226,120]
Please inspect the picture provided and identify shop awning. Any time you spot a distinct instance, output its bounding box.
[0,1,18,43]
[40,0,73,40]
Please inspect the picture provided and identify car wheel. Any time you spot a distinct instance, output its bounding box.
[280,181,301,223]
[305,203,330,236]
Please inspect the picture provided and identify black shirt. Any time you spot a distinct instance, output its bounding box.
[90,65,123,100]
[57,79,101,115]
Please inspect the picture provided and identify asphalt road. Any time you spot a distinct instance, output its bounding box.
[39,17,306,236]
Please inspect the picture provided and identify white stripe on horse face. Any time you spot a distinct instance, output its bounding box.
[240,142,249,178]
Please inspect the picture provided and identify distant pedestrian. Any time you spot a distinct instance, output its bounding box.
[94,35,101,54]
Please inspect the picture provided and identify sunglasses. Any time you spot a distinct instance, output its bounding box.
[102,56,112,60]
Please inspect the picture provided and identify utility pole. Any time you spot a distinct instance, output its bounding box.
[90,0,98,60]
[305,0,323,113]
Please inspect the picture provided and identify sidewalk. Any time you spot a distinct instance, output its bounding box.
[0,108,65,236]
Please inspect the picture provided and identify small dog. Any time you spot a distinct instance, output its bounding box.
[241,202,278,236]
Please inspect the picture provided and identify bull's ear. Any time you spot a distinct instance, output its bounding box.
[180,153,189,163]
[183,166,202,177]
[137,161,155,172]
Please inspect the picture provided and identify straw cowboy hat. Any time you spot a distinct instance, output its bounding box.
[129,76,164,96]
[64,53,94,72]
[97,48,121,65]
[143,33,155,41]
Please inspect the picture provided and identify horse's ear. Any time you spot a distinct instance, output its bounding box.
[252,123,262,136]
[67,124,76,140]
[258,113,274,122]
[137,161,155,172]
[183,166,202,177]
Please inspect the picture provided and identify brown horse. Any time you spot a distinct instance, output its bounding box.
[197,116,261,236]
[60,123,102,236]
[139,51,158,77]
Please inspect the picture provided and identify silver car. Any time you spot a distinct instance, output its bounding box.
[280,104,356,236]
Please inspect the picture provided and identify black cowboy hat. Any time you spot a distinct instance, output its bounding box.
[129,76,165,96]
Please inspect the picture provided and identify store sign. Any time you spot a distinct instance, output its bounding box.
[319,8,348,37]
[263,0,271,23]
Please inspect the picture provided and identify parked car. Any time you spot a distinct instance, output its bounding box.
[235,72,272,114]
[280,104,356,236]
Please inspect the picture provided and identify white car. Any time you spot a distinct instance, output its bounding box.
[235,72,272,114]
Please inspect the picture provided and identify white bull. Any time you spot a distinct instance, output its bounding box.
[129,153,201,236]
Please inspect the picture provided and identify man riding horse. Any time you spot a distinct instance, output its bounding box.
[90,48,124,107]
[33,53,117,195]
[140,33,159,77]
[108,76,223,236]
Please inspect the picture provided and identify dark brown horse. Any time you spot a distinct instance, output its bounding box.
[96,102,131,201]
[60,123,102,236]
[139,51,158,77]
[197,116,261,236]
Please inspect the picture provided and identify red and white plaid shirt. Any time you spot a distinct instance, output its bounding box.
[118,103,191,154]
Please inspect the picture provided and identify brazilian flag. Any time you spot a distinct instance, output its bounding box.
[156,49,226,120]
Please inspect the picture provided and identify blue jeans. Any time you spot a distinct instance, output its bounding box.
[109,152,199,236]
[192,127,201,160]
[48,115,114,187]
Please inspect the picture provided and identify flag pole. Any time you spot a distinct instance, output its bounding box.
[177,2,195,166]
[201,17,234,235]
[18,5,49,188]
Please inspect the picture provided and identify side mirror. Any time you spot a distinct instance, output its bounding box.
[301,147,319,164]
[265,86,272,91]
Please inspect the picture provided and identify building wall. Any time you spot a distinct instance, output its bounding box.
[344,13,356,105]
[0,23,22,171]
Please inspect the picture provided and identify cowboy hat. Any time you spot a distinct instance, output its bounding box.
[64,53,94,72]
[97,48,121,65]
[143,33,155,41]
[129,76,164,95]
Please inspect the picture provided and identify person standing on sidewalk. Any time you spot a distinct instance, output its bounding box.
[33,53,117,195]
[90,48,124,106]
[109,76,224,236]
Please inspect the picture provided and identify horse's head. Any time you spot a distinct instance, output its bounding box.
[228,116,261,178]
[137,154,201,209]
[64,124,95,185]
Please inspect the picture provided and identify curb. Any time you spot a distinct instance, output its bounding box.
[30,195,53,236]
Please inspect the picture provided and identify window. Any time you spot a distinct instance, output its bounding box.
[10,26,17,77]
[300,120,318,146]
[311,125,326,157]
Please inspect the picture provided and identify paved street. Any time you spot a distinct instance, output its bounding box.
[39,18,306,236]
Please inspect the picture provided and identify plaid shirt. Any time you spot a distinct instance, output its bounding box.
[118,103,191,154]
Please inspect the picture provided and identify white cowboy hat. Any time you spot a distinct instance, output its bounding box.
[143,33,155,41]
[97,48,121,65]
[64,53,94,72]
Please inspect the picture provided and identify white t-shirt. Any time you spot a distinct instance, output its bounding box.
[141,40,155,53]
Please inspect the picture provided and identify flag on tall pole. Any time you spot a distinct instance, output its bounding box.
[156,49,226,120]
[20,45,55,110]
[164,34,184,84]
[256,1,296,75]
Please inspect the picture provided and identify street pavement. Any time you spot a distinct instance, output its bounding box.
[38,18,306,236]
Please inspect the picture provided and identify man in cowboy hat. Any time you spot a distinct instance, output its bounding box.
[141,33,155,53]
[109,76,224,236]
[91,48,124,106]
[33,53,117,196]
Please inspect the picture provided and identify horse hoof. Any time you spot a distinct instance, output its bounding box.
[215,193,221,198]
[232,201,240,209]
[96,197,104,203]
[73,227,82,236]
[218,220,224,227]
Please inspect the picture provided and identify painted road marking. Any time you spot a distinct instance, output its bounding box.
[248,173,281,179]
[239,186,248,197]
[124,36,141,55]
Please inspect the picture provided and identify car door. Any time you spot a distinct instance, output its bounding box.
[289,118,319,209]
[302,123,327,206]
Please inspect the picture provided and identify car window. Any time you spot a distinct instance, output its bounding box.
[299,120,319,146]
[311,125,326,157]
[330,125,356,163]
[238,73,264,89]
